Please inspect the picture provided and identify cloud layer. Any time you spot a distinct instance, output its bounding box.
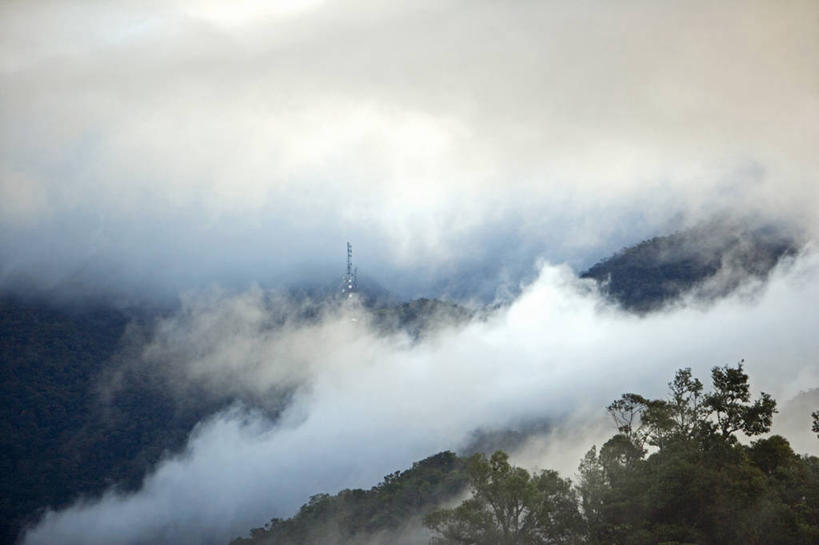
[2,0,818,298]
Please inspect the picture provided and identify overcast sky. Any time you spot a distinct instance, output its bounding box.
[2,0,817,299]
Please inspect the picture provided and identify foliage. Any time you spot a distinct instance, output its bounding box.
[579,365,818,545]
[705,362,776,439]
[606,362,777,451]
[423,451,583,545]
[1,296,129,544]
[0,296,238,545]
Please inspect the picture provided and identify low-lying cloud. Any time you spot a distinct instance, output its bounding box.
[23,249,819,545]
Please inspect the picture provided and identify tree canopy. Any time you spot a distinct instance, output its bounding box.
[232,363,819,545]
[423,363,818,545]
[607,362,777,451]
[424,451,582,545]
[579,363,817,545]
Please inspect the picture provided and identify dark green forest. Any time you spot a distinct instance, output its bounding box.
[1,296,128,544]
[232,365,819,545]
[581,223,797,312]
[0,296,241,545]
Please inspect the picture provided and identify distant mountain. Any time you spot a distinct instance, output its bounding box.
[581,221,800,312]
[370,298,474,339]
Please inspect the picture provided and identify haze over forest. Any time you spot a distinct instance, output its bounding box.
[2,2,818,545]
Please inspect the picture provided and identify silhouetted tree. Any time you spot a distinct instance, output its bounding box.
[705,361,776,440]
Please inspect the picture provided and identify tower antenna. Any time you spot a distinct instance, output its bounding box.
[342,242,358,297]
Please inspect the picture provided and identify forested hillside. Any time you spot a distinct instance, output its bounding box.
[229,451,467,545]
[231,365,819,545]
[1,296,127,543]
[581,223,798,311]
[0,296,234,544]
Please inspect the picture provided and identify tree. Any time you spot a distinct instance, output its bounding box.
[607,363,776,454]
[424,451,583,545]
[704,362,776,441]
[812,410,819,438]
[576,446,607,544]
[748,435,796,475]
[608,392,677,451]
[606,393,652,451]
[665,367,708,441]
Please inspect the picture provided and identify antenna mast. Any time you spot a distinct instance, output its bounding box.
[343,242,358,297]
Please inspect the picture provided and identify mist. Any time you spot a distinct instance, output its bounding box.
[22,249,819,545]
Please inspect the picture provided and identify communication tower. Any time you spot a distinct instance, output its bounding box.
[342,242,358,297]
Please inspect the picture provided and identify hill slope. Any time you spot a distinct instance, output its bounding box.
[581,222,798,311]
[228,451,467,545]
[0,297,235,545]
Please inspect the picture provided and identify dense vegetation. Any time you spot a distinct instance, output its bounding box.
[425,451,581,545]
[229,451,468,545]
[231,365,819,545]
[0,296,238,545]
[571,364,818,545]
[1,296,128,544]
[581,223,798,311]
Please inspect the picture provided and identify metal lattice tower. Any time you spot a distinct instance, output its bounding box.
[342,242,358,297]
